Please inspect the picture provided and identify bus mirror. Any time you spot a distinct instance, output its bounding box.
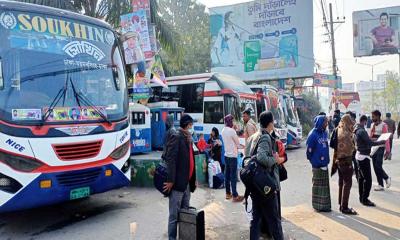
[0,58,3,90]
[112,66,121,91]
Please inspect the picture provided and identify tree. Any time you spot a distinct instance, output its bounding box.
[156,0,210,76]
[298,92,322,135]
[14,0,183,63]
[381,71,400,120]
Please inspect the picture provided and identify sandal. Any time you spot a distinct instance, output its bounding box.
[341,208,357,215]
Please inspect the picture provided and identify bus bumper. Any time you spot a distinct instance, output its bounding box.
[0,164,130,213]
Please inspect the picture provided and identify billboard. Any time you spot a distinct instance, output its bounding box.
[210,0,314,81]
[353,6,400,57]
[313,73,342,89]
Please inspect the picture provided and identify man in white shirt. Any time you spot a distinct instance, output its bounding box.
[221,114,244,202]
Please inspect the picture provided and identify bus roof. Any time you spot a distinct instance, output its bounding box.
[249,84,279,92]
[165,72,254,95]
[129,103,149,112]
[0,0,113,30]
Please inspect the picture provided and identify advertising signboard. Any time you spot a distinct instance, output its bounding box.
[353,6,400,57]
[210,0,314,81]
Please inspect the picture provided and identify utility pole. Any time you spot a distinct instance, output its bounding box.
[321,2,344,110]
[329,3,337,79]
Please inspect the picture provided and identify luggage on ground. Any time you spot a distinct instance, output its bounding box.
[178,207,205,240]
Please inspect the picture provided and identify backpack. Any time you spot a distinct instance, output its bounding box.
[153,162,170,197]
[330,128,338,150]
[240,132,278,212]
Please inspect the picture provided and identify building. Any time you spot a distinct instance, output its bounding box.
[356,74,386,114]
[341,83,355,92]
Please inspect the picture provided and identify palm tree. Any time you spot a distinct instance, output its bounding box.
[14,0,183,63]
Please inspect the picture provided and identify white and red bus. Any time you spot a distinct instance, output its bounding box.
[0,2,130,212]
[149,73,258,137]
[249,85,288,145]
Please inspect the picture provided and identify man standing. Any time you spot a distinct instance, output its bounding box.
[370,110,391,191]
[354,115,386,206]
[163,114,197,240]
[333,110,341,128]
[383,112,396,160]
[221,114,244,202]
[243,109,258,141]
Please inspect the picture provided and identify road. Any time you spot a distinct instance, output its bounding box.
[1,140,400,240]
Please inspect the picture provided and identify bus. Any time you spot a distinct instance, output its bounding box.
[149,73,257,138]
[279,92,302,147]
[0,2,130,212]
[129,103,151,154]
[249,85,288,146]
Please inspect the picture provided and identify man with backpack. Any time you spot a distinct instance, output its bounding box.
[245,111,284,240]
[163,114,197,240]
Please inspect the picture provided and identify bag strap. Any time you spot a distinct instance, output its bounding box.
[244,187,252,213]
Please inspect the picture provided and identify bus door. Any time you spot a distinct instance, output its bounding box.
[130,107,151,154]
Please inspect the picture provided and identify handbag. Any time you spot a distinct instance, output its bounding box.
[153,162,170,197]
[279,164,288,182]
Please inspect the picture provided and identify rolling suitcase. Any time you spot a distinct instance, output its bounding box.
[178,207,205,240]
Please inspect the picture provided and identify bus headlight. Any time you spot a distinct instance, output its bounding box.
[0,151,44,172]
[0,173,23,193]
[110,141,130,160]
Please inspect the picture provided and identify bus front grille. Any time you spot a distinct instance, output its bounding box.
[52,140,103,161]
[56,168,102,187]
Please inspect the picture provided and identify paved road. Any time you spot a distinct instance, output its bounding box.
[1,140,400,240]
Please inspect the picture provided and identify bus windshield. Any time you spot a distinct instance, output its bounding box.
[283,95,297,127]
[0,10,127,124]
[266,91,286,128]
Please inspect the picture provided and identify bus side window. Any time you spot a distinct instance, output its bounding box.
[204,101,224,124]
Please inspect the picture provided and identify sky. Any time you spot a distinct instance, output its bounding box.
[197,0,400,85]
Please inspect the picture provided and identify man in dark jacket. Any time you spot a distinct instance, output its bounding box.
[354,115,385,207]
[164,114,197,240]
[333,110,341,128]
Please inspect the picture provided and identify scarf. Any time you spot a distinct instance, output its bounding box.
[336,114,355,161]
[179,128,192,145]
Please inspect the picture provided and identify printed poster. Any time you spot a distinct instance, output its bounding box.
[210,0,314,81]
[44,106,107,122]
[12,109,41,121]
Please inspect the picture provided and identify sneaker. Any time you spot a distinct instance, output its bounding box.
[374,185,384,191]
[232,195,244,202]
[385,177,391,188]
[225,193,232,200]
[361,199,376,207]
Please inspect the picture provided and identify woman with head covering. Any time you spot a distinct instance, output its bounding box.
[306,115,331,212]
[208,127,223,171]
[334,114,357,215]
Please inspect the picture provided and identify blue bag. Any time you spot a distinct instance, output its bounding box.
[153,162,170,197]
[212,173,225,189]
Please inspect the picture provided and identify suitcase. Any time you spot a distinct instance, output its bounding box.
[178,207,205,240]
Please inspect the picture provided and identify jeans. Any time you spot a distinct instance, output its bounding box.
[338,164,353,209]
[250,193,284,240]
[357,159,372,202]
[372,148,389,187]
[168,186,191,240]
[225,157,238,197]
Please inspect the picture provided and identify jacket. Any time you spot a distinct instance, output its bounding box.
[306,116,330,168]
[246,129,280,191]
[354,123,383,156]
[164,129,197,193]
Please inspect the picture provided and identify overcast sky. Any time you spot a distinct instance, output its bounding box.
[197,0,400,84]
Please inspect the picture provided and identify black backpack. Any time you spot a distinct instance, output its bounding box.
[240,132,278,211]
[330,128,338,150]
